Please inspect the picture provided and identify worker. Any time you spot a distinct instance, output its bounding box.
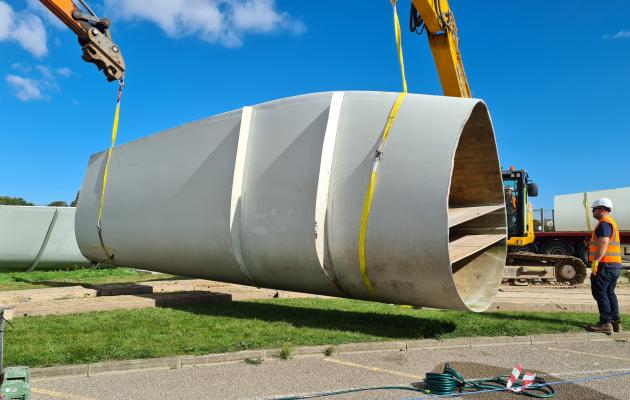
[504,187,517,229]
[586,198,622,335]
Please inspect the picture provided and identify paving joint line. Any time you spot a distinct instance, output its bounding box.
[31,387,98,400]
[547,347,630,362]
[323,358,424,380]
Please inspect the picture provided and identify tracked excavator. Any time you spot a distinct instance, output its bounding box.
[35,0,586,288]
[501,168,587,285]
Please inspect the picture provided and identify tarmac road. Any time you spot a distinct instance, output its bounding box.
[30,336,630,400]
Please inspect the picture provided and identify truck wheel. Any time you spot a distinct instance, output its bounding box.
[542,240,572,256]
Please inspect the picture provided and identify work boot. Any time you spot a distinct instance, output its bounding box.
[586,322,613,335]
[612,320,622,333]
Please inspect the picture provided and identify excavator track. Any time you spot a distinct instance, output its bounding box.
[503,251,588,286]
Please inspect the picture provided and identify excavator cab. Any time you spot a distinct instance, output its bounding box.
[502,169,538,242]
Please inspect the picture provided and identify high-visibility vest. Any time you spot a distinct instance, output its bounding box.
[589,216,622,263]
[506,195,516,210]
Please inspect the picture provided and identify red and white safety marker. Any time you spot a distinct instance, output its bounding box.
[512,372,537,392]
[506,364,523,389]
[506,364,537,392]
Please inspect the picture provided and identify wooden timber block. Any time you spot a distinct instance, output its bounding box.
[152,291,232,307]
[94,283,154,296]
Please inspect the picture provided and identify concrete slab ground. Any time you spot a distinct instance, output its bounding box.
[490,285,630,313]
[30,335,630,400]
[1,280,322,319]
[6,291,231,318]
[3,279,629,319]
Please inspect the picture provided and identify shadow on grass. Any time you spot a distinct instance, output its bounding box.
[171,297,597,337]
[170,301,457,339]
[10,277,76,289]
[478,311,592,329]
[8,275,183,291]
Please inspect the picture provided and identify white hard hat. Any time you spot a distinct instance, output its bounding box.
[591,197,613,210]
[504,186,513,191]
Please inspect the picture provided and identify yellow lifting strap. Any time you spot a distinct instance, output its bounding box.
[96,77,125,261]
[392,0,408,93]
[358,1,408,294]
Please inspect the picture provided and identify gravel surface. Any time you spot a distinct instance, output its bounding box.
[31,337,630,399]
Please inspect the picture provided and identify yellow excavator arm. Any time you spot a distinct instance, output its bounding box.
[409,0,471,98]
[39,0,125,81]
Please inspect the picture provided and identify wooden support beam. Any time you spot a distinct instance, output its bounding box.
[448,204,504,227]
[449,234,504,263]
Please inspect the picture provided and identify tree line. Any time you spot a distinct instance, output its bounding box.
[0,194,79,207]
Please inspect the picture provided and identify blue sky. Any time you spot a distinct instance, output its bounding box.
[1,0,628,209]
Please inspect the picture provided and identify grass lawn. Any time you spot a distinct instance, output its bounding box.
[5,298,625,368]
[0,267,174,291]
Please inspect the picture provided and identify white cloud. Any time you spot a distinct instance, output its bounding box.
[11,62,31,73]
[603,30,630,40]
[104,0,305,47]
[5,74,47,101]
[11,14,47,56]
[57,67,72,77]
[35,65,58,89]
[36,65,54,80]
[0,1,47,57]
[26,0,65,29]
[232,0,305,33]
[5,63,66,101]
[0,2,14,39]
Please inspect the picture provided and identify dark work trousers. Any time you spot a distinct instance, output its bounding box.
[590,267,621,324]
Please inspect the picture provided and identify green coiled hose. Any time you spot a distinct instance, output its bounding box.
[424,363,556,398]
[269,362,557,399]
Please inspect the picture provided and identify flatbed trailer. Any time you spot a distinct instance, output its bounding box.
[503,189,629,285]
[533,230,630,266]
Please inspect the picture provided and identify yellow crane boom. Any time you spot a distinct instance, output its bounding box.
[410,0,471,98]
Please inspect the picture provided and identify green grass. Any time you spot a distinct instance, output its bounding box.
[324,345,337,356]
[0,267,174,291]
[277,344,293,360]
[5,298,626,368]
